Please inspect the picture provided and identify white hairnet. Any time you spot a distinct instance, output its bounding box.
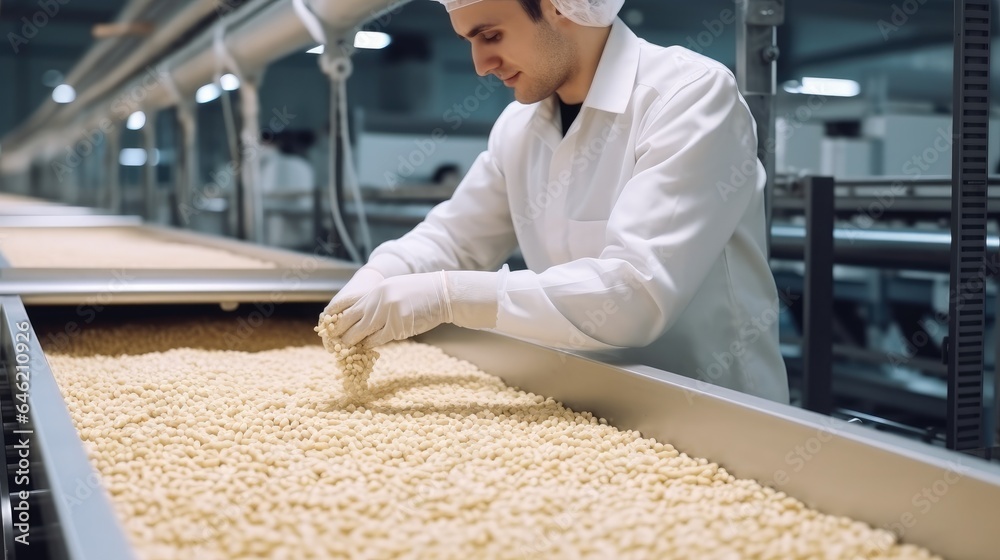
[433,0,624,27]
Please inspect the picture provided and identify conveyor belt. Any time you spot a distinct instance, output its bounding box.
[3,299,998,558]
[1,208,998,557]
[0,223,357,305]
[0,297,133,560]
[418,325,1000,559]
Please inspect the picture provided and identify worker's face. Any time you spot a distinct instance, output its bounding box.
[450,0,576,105]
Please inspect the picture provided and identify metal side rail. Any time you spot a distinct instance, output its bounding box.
[0,224,358,305]
[417,325,1000,559]
[0,297,135,560]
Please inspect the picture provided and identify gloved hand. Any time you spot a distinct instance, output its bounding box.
[323,253,413,317]
[323,267,385,318]
[330,270,500,348]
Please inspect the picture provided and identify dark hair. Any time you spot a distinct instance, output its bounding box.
[518,0,544,22]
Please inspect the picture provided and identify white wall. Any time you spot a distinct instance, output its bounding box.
[865,114,1000,177]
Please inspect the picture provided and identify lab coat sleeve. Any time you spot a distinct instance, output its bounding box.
[365,110,520,276]
[494,68,760,351]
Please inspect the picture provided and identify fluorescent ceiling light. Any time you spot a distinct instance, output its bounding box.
[52,84,76,104]
[307,31,392,54]
[126,111,146,130]
[783,77,860,97]
[119,148,160,167]
[196,83,222,104]
[220,73,240,91]
[355,31,391,50]
[119,148,146,166]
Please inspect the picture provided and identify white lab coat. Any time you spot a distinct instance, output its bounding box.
[369,19,789,403]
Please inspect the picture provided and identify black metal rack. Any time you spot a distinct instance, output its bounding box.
[946,0,992,454]
[754,1,997,456]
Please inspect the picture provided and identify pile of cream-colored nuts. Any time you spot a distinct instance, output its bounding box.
[316,311,379,400]
[43,317,939,560]
[0,227,276,269]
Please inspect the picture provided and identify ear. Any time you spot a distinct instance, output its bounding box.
[542,0,571,27]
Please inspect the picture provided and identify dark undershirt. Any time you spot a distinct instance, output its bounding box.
[558,98,583,137]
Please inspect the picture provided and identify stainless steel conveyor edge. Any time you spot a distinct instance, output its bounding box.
[0,269,354,306]
[0,216,144,228]
[1,296,136,560]
[0,206,116,217]
[418,325,1000,560]
[0,222,360,305]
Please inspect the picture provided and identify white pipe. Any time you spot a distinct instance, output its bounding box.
[0,0,220,167]
[1,0,410,174]
[3,0,161,150]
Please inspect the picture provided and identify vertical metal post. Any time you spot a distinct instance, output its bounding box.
[104,125,122,214]
[239,80,264,243]
[995,288,1000,459]
[946,0,991,452]
[737,0,784,258]
[175,102,198,228]
[802,176,835,414]
[141,117,158,222]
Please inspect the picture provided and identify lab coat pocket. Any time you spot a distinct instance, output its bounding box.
[566,219,609,260]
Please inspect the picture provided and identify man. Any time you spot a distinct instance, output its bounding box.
[325,0,789,403]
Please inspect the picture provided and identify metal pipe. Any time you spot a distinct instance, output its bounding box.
[785,175,1000,188]
[240,81,264,242]
[737,0,784,258]
[0,1,221,172]
[142,117,157,222]
[1,0,161,154]
[175,101,198,228]
[105,126,122,214]
[771,224,1000,273]
[0,0,410,175]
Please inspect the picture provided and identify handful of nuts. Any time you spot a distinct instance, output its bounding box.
[315,311,379,400]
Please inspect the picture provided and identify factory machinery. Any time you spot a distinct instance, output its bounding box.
[0,199,999,558]
[1,0,1000,557]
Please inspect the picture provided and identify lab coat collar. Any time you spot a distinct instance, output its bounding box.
[582,18,641,115]
[529,18,639,144]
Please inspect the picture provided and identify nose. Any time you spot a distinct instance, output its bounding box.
[471,43,500,78]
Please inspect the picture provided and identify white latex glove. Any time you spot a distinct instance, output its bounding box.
[324,253,415,318]
[331,271,499,348]
[323,267,385,317]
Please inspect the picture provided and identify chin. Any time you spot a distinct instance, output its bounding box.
[513,87,548,105]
